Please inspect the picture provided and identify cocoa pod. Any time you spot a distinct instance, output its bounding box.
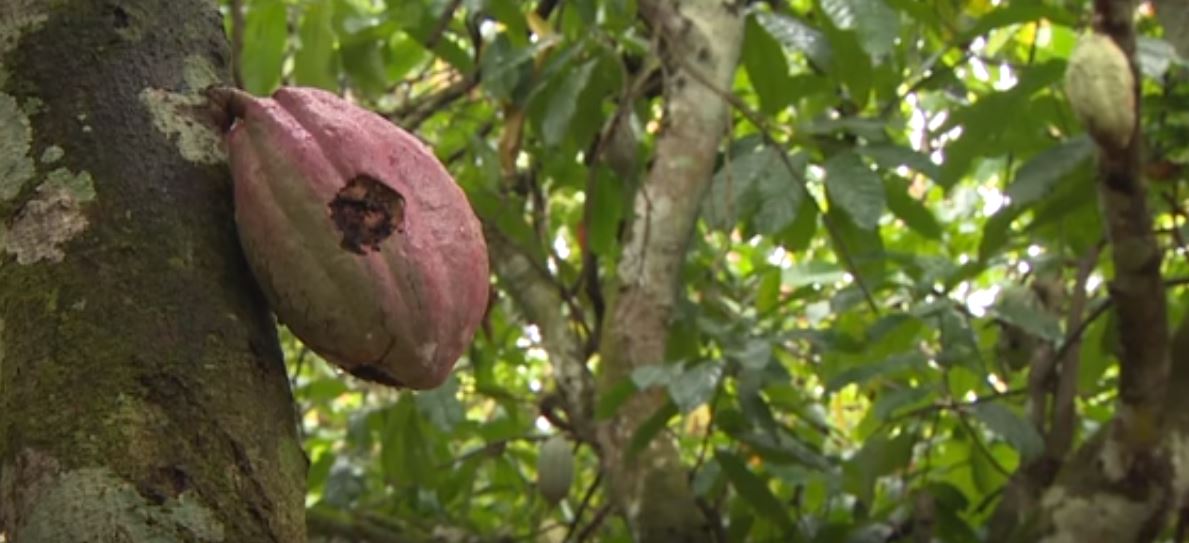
[216,86,489,390]
[537,435,574,504]
[1064,32,1135,150]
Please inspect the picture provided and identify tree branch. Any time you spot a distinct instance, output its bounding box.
[594,2,744,541]
[485,225,597,444]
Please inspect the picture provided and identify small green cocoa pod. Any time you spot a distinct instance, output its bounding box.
[1064,32,1136,150]
[537,435,574,504]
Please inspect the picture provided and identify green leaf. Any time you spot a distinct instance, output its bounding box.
[871,385,931,420]
[939,61,1066,186]
[241,0,288,95]
[341,38,390,97]
[382,396,436,486]
[299,378,349,404]
[732,429,832,471]
[542,59,598,147]
[1137,37,1182,79]
[715,450,795,531]
[754,155,805,235]
[820,17,873,105]
[994,287,1063,343]
[754,11,832,69]
[728,338,774,371]
[781,261,846,288]
[385,33,430,82]
[825,152,885,230]
[978,206,1023,261]
[307,448,335,493]
[626,401,678,460]
[706,143,800,231]
[826,351,927,392]
[965,4,1076,40]
[668,362,723,413]
[416,375,465,433]
[779,194,818,252]
[756,268,782,315]
[479,34,534,101]
[743,15,794,115]
[293,1,339,90]
[1006,136,1093,207]
[587,167,624,255]
[596,378,638,420]
[842,430,914,505]
[631,364,682,389]
[937,308,979,369]
[487,0,529,46]
[820,0,900,60]
[858,144,940,181]
[884,177,941,239]
[971,403,1043,461]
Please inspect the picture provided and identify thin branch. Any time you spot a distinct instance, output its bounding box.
[1048,243,1103,458]
[393,75,480,131]
[564,470,603,542]
[573,503,612,543]
[424,0,464,50]
[956,411,1012,477]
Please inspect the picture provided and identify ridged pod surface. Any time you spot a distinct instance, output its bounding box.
[1064,32,1136,150]
[218,86,489,390]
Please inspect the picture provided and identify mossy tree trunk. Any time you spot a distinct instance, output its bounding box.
[0,1,306,541]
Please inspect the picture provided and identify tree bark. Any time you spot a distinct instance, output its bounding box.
[990,1,1181,539]
[595,1,743,541]
[0,1,305,541]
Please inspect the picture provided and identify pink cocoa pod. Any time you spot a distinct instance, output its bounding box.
[216,86,489,390]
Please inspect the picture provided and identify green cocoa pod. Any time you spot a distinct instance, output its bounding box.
[1064,32,1136,150]
[537,435,574,504]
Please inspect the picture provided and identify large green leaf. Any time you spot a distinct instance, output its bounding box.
[819,0,900,60]
[542,58,598,147]
[743,15,795,115]
[971,403,1044,461]
[668,362,723,413]
[842,430,914,505]
[715,450,796,531]
[1006,136,1093,207]
[293,1,338,90]
[754,11,832,69]
[706,143,803,232]
[825,152,885,230]
[884,176,941,239]
[241,0,287,94]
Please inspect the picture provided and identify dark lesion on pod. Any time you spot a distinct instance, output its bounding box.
[328,175,406,255]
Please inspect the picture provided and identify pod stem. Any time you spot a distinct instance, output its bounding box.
[204,85,256,132]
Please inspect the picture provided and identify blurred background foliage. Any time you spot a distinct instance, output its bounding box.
[220,0,1188,541]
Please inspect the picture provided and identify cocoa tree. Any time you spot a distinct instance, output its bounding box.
[9,0,1189,541]
[0,0,304,540]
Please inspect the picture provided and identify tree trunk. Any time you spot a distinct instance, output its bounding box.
[0,1,306,541]
[596,1,743,540]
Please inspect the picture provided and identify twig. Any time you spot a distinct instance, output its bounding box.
[574,503,612,542]
[956,411,1012,477]
[394,75,480,131]
[1048,243,1102,457]
[424,0,464,50]
[564,470,603,542]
